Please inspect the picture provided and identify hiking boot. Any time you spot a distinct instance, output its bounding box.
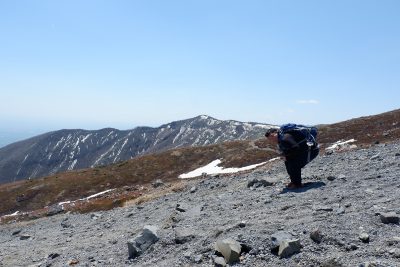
[286,182,303,189]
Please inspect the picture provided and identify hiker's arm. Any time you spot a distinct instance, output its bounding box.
[280,134,301,158]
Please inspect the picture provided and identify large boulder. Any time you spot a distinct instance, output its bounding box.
[380,212,399,224]
[214,238,241,264]
[271,231,301,258]
[127,225,159,259]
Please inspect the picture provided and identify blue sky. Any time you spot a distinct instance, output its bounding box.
[0,0,399,138]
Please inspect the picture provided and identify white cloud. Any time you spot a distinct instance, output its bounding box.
[296,99,319,104]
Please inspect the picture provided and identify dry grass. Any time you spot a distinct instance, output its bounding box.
[0,140,277,217]
[123,181,186,207]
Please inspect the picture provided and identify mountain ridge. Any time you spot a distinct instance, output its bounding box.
[0,115,273,184]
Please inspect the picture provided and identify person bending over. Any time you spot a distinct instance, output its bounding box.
[265,127,319,189]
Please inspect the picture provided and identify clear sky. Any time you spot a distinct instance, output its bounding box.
[1,0,399,135]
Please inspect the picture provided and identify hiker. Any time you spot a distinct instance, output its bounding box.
[265,125,319,189]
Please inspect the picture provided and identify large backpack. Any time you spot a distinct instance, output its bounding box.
[278,123,318,147]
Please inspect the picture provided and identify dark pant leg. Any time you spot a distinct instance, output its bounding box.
[284,159,302,185]
[285,148,319,185]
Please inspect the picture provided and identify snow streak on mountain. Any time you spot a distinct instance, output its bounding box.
[0,116,273,184]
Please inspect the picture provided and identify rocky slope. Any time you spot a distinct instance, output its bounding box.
[0,115,272,184]
[1,141,399,267]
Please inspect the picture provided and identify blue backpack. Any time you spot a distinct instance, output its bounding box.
[278,123,318,147]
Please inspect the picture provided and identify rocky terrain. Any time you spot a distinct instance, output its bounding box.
[1,141,399,267]
[0,115,272,184]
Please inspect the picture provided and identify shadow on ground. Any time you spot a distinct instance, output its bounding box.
[280,181,326,194]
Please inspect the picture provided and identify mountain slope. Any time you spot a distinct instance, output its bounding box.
[1,140,399,266]
[0,115,272,184]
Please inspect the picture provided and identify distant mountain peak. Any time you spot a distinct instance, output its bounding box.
[0,116,272,183]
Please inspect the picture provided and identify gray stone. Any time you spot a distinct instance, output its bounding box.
[46,204,64,217]
[359,233,370,243]
[127,225,159,259]
[176,203,190,212]
[61,218,73,228]
[387,236,400,246]
[271,231,293,252]
[327,176,336,181]
[12,229,22,236]
[214,238,241,264]
[380,212,399,224]
[310,229,323,243]
[247,178,273,188]
[278,239,301,258]
[315,206,333,212]
[194,254,203,263]
[91,213,102,220]
[20,235,31,240]
[214,256,226,267]
[152,179,164,188]
[174,228,195,244]
[48,253,60,259]
[190,186,197,193]
[336,206,345,215]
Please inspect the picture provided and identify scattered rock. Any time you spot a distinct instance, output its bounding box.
[237,221,246,228]
[380,212,400,224]
[336,206,345,215]
[214,256,227,267]
[271,231,293,253]
[152,179,165,188]
[215,238,241,264]
[61,218,73,228]
[194,254,203,263]
[247,178,273,188]
[190,186,197,193]
[174,228,196,244]
[278,239,301,258]
[345,243,359,251]
[48,253,60,259]
[327,176,336,181]
[359,233,370,243]
[127,225,159,259]
[12,229,22,236]
[91,213,102,220]
[176,203,190,212]
[387,236,400,246]
[19,235,31,240]
[310,229,323,243]
[46,204,64,216]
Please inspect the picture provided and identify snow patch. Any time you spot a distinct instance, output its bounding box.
[179,159,268,179]
[3,211,20,217]
[326,139,357,152]
[81,134,92,143]
[58,189,114,207]
[68,159,78,170]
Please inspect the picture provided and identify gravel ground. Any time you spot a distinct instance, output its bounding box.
[1,142,400,267]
